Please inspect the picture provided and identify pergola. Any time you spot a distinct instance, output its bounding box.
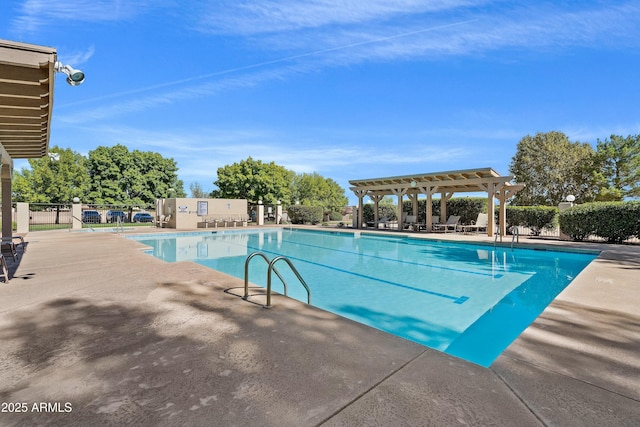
[349,167,524,237]
[0,39,58,238]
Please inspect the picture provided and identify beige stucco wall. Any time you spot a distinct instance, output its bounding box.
[158,198,248,229]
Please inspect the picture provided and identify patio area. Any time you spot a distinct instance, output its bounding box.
[0,227,638,426]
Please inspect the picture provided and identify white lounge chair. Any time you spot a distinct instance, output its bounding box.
[403,215,417,229]
[367,217,390,228]
[459,213,489,234]
[433,215,460,233]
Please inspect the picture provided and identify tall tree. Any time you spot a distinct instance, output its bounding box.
[87,144,185,205]
[189,182,208,198]
[213,157,293,204]
[292,172,348,212]
[509,131,599,205]
[594,134,640,199]
[12,146,90,223]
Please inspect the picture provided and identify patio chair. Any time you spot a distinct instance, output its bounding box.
[0,254,8,283]
[433,215,460,233]
[366,217,390,228]
[459,213,489,234]
[403,215,417,230]
[157,214,171,228]
[0,234,26,253]
[0,239,18,261]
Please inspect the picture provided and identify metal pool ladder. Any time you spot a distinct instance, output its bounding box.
[243,251,311,308]
[494,226,519,249]
[116,215,124,235]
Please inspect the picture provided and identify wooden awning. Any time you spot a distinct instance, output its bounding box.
[350,167,525,236]
[349,167,523,195]
[0,39,57,160]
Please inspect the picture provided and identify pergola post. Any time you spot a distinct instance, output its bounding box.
[353,189,367,229]
[1,161,12,238]
[499,190,507,237]
[369,194,384,224]
[487,183,496,237]
[391,188,407,230]
[420,185,437,232]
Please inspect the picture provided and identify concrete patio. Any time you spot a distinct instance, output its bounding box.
[0,227,638,426]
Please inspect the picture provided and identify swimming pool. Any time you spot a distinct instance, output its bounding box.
[129,228,598,367]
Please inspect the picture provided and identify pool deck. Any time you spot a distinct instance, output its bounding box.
[0,226,638,426]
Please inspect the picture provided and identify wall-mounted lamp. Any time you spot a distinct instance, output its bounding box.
[410,180,417,188]
[54,61,85,86]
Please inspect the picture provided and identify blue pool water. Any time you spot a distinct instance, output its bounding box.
[129,229,598,367]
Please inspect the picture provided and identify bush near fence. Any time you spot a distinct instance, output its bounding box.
[362,203,398,223]
[287,206,324,224]
[506,206,558,236]
[560,201,640,243]
[361,198,488,224]
[398,198,487,224]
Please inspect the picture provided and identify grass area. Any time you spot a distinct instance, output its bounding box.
[84,222,154,229]
[29,222,155,231]
[29,224,70,231]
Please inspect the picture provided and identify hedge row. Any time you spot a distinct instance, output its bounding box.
[559,202,640,243]
[360,198,487,224]
[426,198,486,224]
[287,206,324,224]
[505,206,558,235]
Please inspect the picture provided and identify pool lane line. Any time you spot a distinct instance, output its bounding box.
[276,235,502,279]
[245,244,470,304]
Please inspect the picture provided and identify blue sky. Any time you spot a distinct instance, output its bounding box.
[3,1,640,204]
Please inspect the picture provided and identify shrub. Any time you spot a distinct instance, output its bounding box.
[506,206,558,235]
[560,202,640,243]
[402,197,486,224]
[362,203,397,223]
[328,211,343,221]
[287,206,324,224]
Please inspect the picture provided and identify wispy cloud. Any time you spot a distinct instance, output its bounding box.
[196,0,485,35]
[54,1,640,124]
[10,0,158,33]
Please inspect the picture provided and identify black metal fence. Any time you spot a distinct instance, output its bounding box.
[28,204,73,231]
[28,203,156,231]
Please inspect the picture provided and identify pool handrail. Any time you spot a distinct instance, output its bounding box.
[266,256,311,308]
[243,251,311,308]
[244,252,288,299]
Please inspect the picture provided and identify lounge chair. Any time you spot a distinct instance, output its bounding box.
[366,217,390,228]
[459,213,488,234]
[433,215,460,233]
[403,215,417,230]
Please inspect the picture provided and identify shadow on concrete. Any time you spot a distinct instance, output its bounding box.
[500,299,640,401]
[0,280,424,427]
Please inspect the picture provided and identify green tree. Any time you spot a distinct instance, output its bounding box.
[12,146,90,223]
[292,172,348,213]
[212,157,293,204]
[594,134,640,199]
[189,182,208,198]
[509,131,599,205]
[87,144,185,205]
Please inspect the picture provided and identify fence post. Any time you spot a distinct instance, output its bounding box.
[16,203,29,233]
[72,203,82,229]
